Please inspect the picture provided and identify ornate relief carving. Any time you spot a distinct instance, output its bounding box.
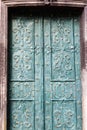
[8,82,34,100]
[51,18,75,81]
[10,17,35,81]
[9,101,34,130]
[8,17,82,130]
[53,101,76,129]
[52,82,75,100]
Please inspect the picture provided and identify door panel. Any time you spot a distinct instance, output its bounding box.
[10,18,35,81]
[44,17,82,130]
[51,18,75,81]
[8,14,82,130]
[8,16,44,130]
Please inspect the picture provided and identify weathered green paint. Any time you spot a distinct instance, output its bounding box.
[8,14,82,130]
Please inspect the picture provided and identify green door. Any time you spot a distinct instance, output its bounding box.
[8,13,82,130]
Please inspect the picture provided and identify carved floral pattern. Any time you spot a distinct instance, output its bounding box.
[9,82,34,100]
[9,101,34,130]
[10,17,35,81]
[8,17,82,130]
[53,101,76,130]
[52,82,75,100]
[51,18,75,81]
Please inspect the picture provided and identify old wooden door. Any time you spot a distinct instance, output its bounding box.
[8,13,82,130]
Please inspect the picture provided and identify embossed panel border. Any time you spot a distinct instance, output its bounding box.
[0,0,87,130]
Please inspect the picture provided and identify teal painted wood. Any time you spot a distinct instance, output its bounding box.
[74,18,82,130]
[8,14,82,130]
[8,17,36,130]
[10,17,35,81]
[51,17,75,81]
[44,16,82,130]
[34,17,44,130]
[44,17,52,130]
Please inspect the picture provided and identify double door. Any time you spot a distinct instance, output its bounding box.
[8,14,82,130]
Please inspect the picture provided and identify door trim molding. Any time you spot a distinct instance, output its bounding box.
[1,1,86,7]
[0,1,87,130]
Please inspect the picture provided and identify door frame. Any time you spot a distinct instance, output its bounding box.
[0,1,87,130]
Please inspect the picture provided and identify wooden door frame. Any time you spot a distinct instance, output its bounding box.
[0,1,87,130]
